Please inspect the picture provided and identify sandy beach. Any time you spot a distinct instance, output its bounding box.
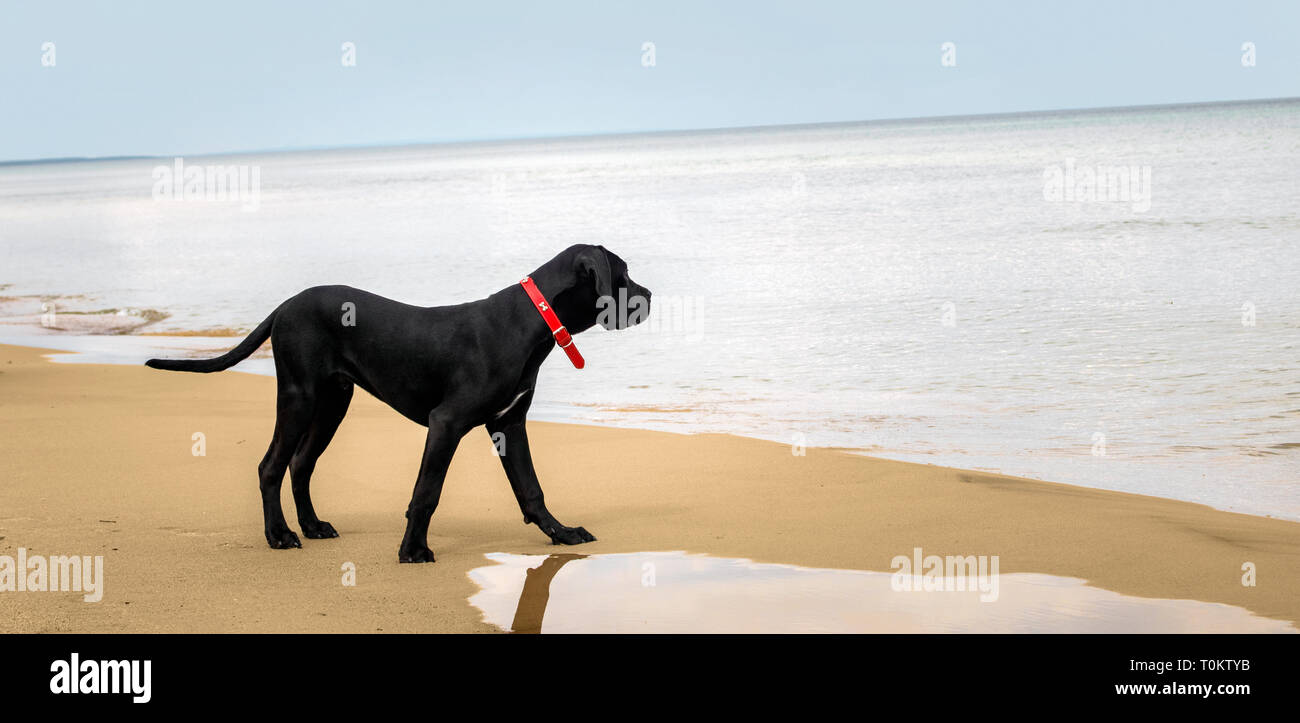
[1,341,1297,632]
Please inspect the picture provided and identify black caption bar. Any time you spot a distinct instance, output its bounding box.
[0,634,1290,710]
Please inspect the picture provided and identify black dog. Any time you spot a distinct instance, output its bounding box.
[146,245,650,562]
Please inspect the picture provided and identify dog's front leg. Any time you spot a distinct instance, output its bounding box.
[398,416,468,563]
[486,416,596,546]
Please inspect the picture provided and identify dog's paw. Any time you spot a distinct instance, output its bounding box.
[301,520,339,539]
[266,529,302,549]
[548,525,596,546]
[398,546,436,563]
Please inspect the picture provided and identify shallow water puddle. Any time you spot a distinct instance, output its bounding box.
[468,552,1296,633]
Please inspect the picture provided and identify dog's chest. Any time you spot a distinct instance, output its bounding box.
[493,389,530,419]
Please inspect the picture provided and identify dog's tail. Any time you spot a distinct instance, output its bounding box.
[145,309,277,373]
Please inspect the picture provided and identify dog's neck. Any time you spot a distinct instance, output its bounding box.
[486,263,594,357]
[524,260,597,335]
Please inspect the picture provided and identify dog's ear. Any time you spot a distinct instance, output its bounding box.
[574,245,614,299]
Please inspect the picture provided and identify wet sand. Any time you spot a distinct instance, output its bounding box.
[1,342,1297,632]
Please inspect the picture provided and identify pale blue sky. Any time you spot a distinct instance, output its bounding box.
[1,0,1296,161]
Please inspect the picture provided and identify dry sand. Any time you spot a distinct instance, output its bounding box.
[1,342,1297,632]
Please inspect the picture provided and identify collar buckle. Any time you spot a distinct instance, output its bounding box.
[553,325,573,348]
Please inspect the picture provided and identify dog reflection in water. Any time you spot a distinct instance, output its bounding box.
[510,554,588,634]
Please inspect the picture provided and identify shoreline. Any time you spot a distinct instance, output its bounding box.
[1,333,1294,525]
[1,341,1298,631]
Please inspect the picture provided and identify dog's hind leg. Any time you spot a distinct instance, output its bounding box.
[258,388,316,549]
[289,380,353,540]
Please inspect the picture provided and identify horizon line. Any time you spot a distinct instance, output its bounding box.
[4,94,1297,167]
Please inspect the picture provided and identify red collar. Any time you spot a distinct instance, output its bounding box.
[519,277,585,369]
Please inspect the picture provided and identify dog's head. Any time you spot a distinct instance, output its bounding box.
[555,244,652,332]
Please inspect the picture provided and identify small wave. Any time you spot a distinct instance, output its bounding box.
[574,402,711,414]
[0,295,169,335]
